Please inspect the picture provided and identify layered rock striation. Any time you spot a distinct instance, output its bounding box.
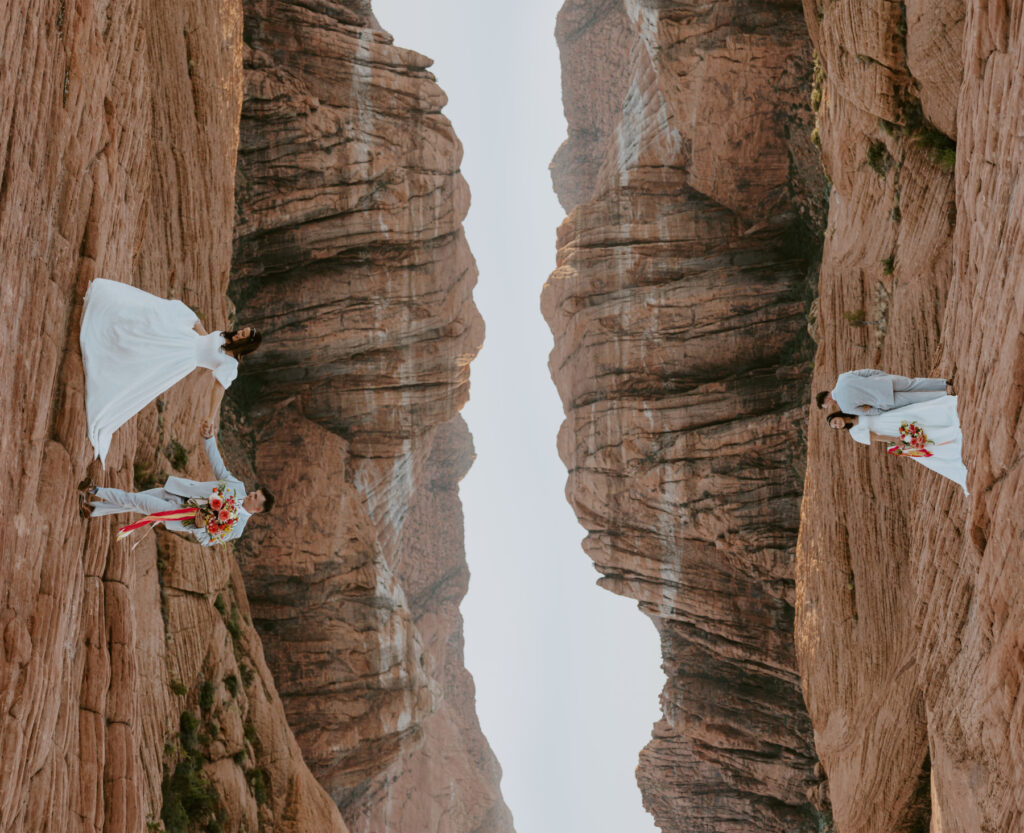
[229,2,510,830]
[0,0,349,830]
[1,0,506,831]
[799,1,1024,832]
[341,416,515,833]
[544,1,829,830]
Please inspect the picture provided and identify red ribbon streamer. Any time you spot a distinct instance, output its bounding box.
[887,445,933,458]
[116,507,198,541]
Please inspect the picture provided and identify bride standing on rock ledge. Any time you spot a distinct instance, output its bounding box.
[80,278,263,465]
[827,395,969,495]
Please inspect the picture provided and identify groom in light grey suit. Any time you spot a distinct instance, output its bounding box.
[816,369,951,416]
[80,421,273,545]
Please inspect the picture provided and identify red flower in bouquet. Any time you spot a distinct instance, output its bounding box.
[888,421,934,457]
[125,482,242,545]
[181,482,241,543]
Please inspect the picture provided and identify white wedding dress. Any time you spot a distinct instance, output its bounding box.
[849,395,968,494]
[80,278,238,465]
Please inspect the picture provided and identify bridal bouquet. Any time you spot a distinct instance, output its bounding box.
[887,421,934,458]
[184,482,240,543]
[116,481,240,543]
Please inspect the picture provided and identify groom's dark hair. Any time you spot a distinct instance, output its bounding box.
[257,486,275,514]
[815,391,831,409]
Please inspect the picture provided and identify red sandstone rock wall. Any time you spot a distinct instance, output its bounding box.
[0,0,349,831]
[1,0,508,827]
[544,2,829,831]
[342,416,515,833]
[229,2,511,831]
[798,1,1024,832]
[232,0,483,566]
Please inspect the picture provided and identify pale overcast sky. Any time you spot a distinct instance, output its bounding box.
[371,3,665,832]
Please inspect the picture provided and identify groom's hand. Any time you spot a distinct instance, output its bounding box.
[200,420,215,439]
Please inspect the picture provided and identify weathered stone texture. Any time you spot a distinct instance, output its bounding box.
[232,1,482,455]
[797,1,1024,833]
[1,0,507,828]
[797,2,958,832]
[228,3,510,831]
[550,0,635,213]
[0,0,349,830]
[342,416,515,833]
[229,405,440,805]
[544,1,828,830]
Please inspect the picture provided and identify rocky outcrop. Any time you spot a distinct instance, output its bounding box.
[223,405,440,806]
[232,0,483,568]
[796,3,956,828]
[799,2,1024,832]
[0,0,502,828]
[550,0,634,213]
[543,1,829,831]
[229,2,510,830]
[342,416,515,833]
[0,0,349,830]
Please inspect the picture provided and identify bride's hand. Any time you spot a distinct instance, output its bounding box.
[200,420,215,439]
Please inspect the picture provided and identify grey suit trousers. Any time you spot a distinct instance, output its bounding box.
[90,486,182,517]
[891,376,946,407]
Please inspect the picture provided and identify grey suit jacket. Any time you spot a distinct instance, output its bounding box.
[832,369,897,416]
[832,369,945,416]
[163,436,250,545]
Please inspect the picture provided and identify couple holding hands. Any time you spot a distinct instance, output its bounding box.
[75,278,968,548]
[76,278,273,546]
[818,368,968,494]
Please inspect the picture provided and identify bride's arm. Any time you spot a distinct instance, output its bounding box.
[193,321,208,335]
[869,431,904,444]
[206,380,226,424]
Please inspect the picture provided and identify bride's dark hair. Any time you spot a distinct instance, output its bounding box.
[222,328,263,359]
[826,410,855,430]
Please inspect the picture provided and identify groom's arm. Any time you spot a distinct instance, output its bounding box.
[199,421,233,482]
[162,522,214,546]
[834,374,879,414]
[189,525,214,546]
[844,370,895,414]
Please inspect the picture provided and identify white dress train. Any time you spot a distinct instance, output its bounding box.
[80,278,238,465]
[849,395,969,495]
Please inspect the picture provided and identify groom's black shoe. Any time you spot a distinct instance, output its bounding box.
[77,478,101,518]
[78,491,93,519]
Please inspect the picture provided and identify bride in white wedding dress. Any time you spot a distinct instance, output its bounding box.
[827,394,969,494]
[80,278,262,465]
